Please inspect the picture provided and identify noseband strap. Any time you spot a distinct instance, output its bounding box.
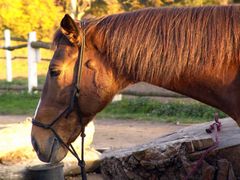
[32,21,87,180]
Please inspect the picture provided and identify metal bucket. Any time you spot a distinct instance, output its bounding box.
[26,163,64,180]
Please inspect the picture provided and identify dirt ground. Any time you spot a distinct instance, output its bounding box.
[92,118,187,150]
[0,115,187,150]
[0,115,187,180]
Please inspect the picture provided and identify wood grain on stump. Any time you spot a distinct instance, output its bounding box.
[101,118,240,180]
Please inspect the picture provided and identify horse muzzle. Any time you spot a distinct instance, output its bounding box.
[31,135,67,163]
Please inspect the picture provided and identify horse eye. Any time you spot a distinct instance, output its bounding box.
[50,69,61,77]
[85,60,96,70]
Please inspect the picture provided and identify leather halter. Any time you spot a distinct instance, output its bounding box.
[32,22,87,180]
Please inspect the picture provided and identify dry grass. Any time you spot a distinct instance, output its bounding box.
[0,49,51,81]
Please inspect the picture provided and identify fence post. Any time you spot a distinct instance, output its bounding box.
[4,29,12,82]
[28,32,38,93]
[112,94,122,102]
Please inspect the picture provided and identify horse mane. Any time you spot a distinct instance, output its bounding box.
[87,5,240,84]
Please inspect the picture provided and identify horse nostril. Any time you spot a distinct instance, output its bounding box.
[31,137,40,155]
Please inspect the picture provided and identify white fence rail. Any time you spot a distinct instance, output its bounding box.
[0,29,49,93]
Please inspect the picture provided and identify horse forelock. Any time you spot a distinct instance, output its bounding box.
[87,5,240,84]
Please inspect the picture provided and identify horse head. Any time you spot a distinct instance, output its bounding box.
[31,14,127,163]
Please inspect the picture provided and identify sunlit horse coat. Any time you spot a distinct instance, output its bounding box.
[32,5,240,163]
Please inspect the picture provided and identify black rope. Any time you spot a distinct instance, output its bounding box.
[80,127,87,180]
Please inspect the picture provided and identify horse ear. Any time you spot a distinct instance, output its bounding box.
[60,14,81,44]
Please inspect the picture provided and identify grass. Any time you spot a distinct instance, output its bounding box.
[0,92,40,115]
[97,98,227,123]
[0,41,50,114]
[0,92,227,124]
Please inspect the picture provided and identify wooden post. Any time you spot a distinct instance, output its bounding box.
[4,29,12,82]
[27,32,38,93]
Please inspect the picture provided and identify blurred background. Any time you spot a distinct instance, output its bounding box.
[0,0,237,123]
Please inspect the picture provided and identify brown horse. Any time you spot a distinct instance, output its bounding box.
[32,5,240,163]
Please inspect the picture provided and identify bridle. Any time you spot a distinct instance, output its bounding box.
[32,22,87,180]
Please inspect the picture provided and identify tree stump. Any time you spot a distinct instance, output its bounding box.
[101,118,240,179]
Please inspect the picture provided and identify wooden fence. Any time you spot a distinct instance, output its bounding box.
[0,29,51,92]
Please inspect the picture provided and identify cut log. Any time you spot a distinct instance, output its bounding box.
[101,118,240,179]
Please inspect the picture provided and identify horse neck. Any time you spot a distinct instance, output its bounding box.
[149,68,240,122]
[88,16,240,121]
[105,49,240,122]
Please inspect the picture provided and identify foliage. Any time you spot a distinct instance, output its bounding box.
[87,0,109,16]
[119,0,164,11]
[0,0,63,40]
[87,0,164,16]
[174,0,230,6]
[87,0,231,17]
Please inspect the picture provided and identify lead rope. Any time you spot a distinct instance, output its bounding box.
[185,113,221,179]
[80,126,87,180]
[65,21,87,180]
[76,21,87,180]
[57,21,87,179]
[74,91,87,180]
[64,42,87,179]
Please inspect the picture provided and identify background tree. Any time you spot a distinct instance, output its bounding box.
[174,0,231,5]
[0,0,62,40]
[86,0,232,17]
